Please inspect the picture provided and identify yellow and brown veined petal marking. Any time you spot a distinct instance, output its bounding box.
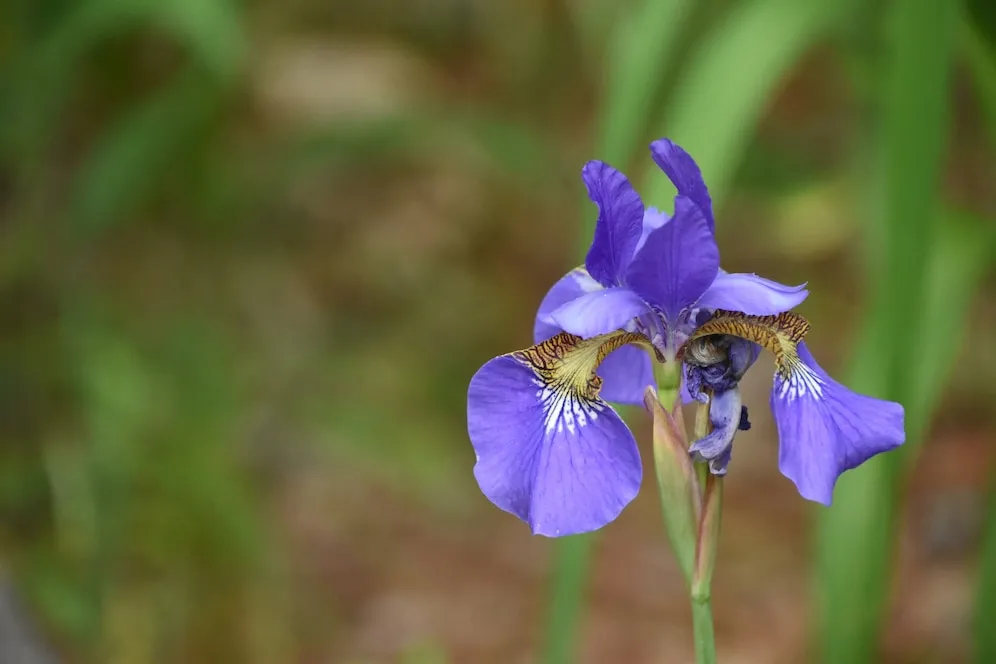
[679,310,811,379]
[515,331,654,397]
[513,330,658,435]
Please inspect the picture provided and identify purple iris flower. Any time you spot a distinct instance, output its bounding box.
[467,138,905,536]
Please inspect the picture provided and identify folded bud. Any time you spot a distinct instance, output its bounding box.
[692,473,723,601]
[644,387,702,585]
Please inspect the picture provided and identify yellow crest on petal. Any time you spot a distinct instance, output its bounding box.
[514,331,651,400]
[680,310,810,377]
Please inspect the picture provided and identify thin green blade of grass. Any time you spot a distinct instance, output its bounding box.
[69,69,223,235]
[595,0,697,166]
[643,0,855,209]
[976,470,996,664]
[816,1,957,662]
[961,16,996,663]
[962,12,996,145]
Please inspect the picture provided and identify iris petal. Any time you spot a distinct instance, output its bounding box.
[596,345,654,406]
[770,342,905,504]
[550,287,649,338]
[467,334,643,535]
[696,272,808,315]
[534,267,602,344]
[689,387,744,475]
[626,196,719,322]
[534,268,652,405]
[582,160,645,286]
[649,139,715,232]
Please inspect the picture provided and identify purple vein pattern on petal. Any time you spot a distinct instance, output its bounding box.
[696,272,808,315]
[649,139,714,232]
[534,268,602,343]
[468,355,642,536]
[626,196,719,322]
[582,160,645,286]
[596,345,654,406]
[771,342,905,505]
[550,288,649,338]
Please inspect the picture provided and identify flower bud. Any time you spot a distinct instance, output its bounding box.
[644,387,702,585]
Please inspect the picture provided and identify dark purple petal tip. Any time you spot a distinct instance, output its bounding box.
[467,351,642,536]
[649,139,714,231]
[771,342,905,505]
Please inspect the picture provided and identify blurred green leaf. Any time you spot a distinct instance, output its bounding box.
[36,0,243,78]
[976,470,996,664]
[962,12,996,145]
[817,1,958,662]
[595,0,697,166]
[69,69,223,235]
[643,0,855,209]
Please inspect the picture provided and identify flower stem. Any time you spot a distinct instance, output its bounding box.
[688,399,720,664]
[691,595,717,664]
[543,535,591,664]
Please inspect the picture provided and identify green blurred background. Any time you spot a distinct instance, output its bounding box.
[1,0,995,662]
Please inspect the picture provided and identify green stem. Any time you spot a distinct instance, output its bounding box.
[691,596,717,664]
[543,535,591,664]
[689,400,719,664]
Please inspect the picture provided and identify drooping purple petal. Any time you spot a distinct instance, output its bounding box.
[696,272,809,315]
[534,267,602,343]
[596,345,654,406]
[626,196,719,322]
[689,387,743,475]
[770,342,905,505]
[550,287,649,338]
[649,139,714,232]
[582,161,645,286]
[468,354,642,536]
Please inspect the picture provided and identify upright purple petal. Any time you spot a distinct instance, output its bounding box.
[596,345,654,406]
[468,341,642,536]
[649,139,714,232]
[696,273,809,315]
[534,268,602,343]
[626,196,719,322]
[771,342,905,505]
[550,287,649,338]
[582,161,645,286]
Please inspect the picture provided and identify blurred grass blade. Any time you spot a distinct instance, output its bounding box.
[817,1,957,662]
[545,3,699,663]
[36,0,243,78]
[962,12,996,145]
[907,211,994,437]
[976,470,996,663]
[70,69,222,235]
[596,0,696,165]
[644,0,855,208]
